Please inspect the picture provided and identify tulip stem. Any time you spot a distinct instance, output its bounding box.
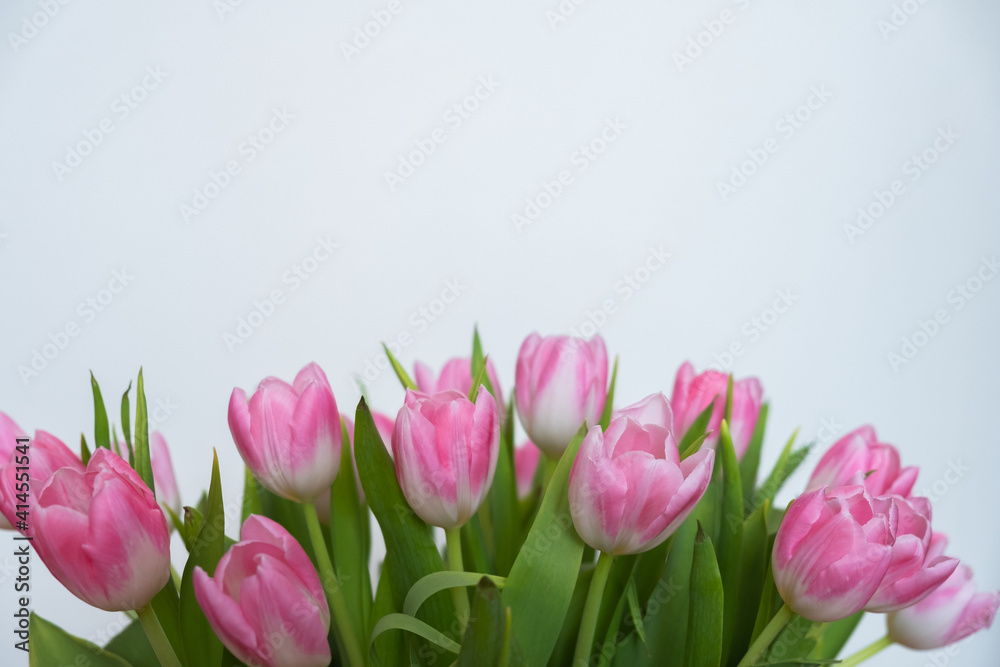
[838,635,892,667]
[302,502,366,667]
[136,604,182,667]
[573,551,614,667]
[736,603,795,667]
[445,527,471,634]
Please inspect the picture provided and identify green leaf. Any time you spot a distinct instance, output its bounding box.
[501,426,588,667]
[29,613,133,667]
[625,578,647,647]
[550,565,595,667]
[718,422,744,666]
[724,374,734,423]
[727,503,771,667]
[750,534,780,646]
[679,431,711,461]
[599,355,620,430]
[462,512,494,574]
[331,419,373,645]
[404,571,507,617]
[80,434,91,466]
[643,515,698,665]
[372,554,407,665]
[180,505,205,552]
[683,524,723,667]
[760,614,818,665]
[740,403,769,516]
[383,343,418,390]
[149,577,185,665]
[489,396,520,576]
[469,354,491,402]
[754,430,810,513]
[121,381,133,466]
[370,613,461,655]
[355,398,455,663]
[595,575,632,667]
[458,577,525,667]
[677,402,716,454]
[104,619,158,667]
[179,450,225,667]
[241,466,262,524]
[90,371,111,450]
[809,612,863,661]
[134,368,156,495]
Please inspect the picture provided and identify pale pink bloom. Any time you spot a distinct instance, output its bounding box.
[568,395,714,555]
[772,484,896,622]
[0,413,28,530]
[150,432,181,519]
[194,515,331,667]
[32,448,170,611]
[229,363,341,503]
[515,333,608,458]
[670,362,762,460]
[392,389,500,529]
[514,441,542,500]
[0,430,83,530]
[888,542,1000,650]
[415,357,504,405]
[807,425,918,498]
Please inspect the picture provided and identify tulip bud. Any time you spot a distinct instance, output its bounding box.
[569,394,715,555]
[150,432,181,520]
[0,430,83,530]
[807,425,918,498]
[515,333,608,458]
[228,362,342,503]
[888,544,1000,650]
[415,357,504,405]
[671,362,762,460]
[0,413,28,530]
[866,504,958,612]
[194,515,331,667]
[514,441,542,500]
[772,485,897,622]
[392,389,500,529]
[32,448,170,611]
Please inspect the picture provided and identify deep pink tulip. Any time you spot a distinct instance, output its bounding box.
[807,425,918,498]
[514,441,542,500]
[0,430,83,530]
[568,395,715,555]
[867,504,958,612]
[772,484,897,622]
[32,448,170,611]
[392,389,500,529]
[315,411,393,523]
[888,544,1000,650]
[415,357,504,406]
[150,432,181,519]
[194,515,331,667]
[229,363,342,503]
[0,413,28,530]
[515,333,608,458]
[671,362,763,460]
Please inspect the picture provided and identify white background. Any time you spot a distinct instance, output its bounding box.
[2,1,999,665]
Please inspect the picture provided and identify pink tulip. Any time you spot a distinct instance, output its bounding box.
[671,362,763,460]
[150,432,181,519]
[0,413,28,530]
[612,392,673,429]
[32,448,170,611]
[514,441,542,500]
[888,544,1000,650]
[807,425,918,498]
[194,515,331,667]
[568,394,715,555]
[392,389,500,529]
[229,362,342,503]
[867,504,958,612]
[415,357,504,405]
[515,333,608,458]
[0,430,83,530]
[315,411,393,523]
[772,484,896,622]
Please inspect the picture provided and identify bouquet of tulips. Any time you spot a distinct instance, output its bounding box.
[5,329,997,667]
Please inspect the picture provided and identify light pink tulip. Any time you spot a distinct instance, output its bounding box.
[612,392,673,429]
[0,413,28,530]
[568,395,715,555]
[32,448,170,611]
[315,411,393,523]
[415,357,504,406]
[515,333,608,458]
[0,430,83,530]
[229,363,342,503]
[772,484,897,622]
[514,441,542,500]
[807,425,918,498]
[888,544,1000,650]
[392,389,500,529]
[671,362,763,460]
[150,432,181,519]
[194,515,331,667]
[867,504,958,612]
